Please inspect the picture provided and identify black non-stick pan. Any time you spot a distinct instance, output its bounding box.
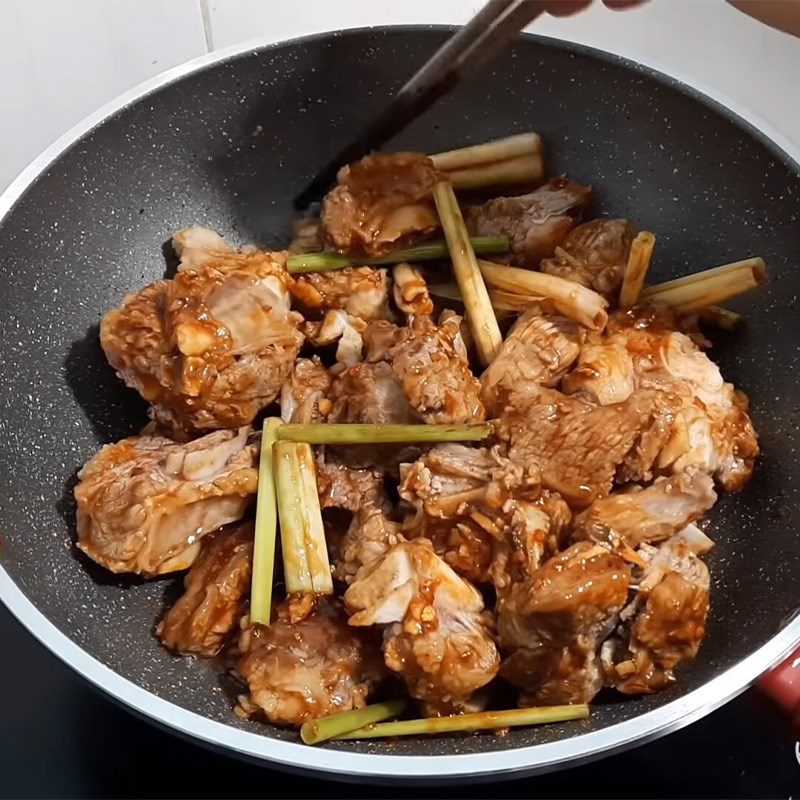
[0,27,799,782]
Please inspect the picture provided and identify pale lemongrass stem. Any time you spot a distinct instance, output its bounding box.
[645,267,761,311]
[697,305,744,330]
[249,418,282,626]
[478,259,608,330]
[619,231,656,309]
[488,288,547,311]
[429,282,527,317]
[273,441,313,594]
[430,132,542,171]
[334,704,590,740]
[433,182,502,365]
[293,442,333,595]
[641,257,766,298]
[444,154,545,191]
[277,423,491,445]
[301,700,407,745]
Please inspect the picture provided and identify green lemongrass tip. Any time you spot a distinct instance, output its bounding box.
[276,423,491,445]
[286,236,509,273]
[334,704,589,741]
[301,700,407,745]
[249,418,283,626]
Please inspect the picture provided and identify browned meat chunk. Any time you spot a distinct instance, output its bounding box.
[280,357,331,424]
[345,539,499,714]
[392,263,433,317]
[303,310,367,367]
[75,427,258,575]
[287,217,324,254]
[574,470,717,549]
[236,595,383,726]
[541,218,632,296]
[334,504,405,585]
[315,452,387,513]
[157,522,253,656]
[497,542,631,704]
[466,177,592,267]
[561,337,636,406]
[602,536,710,693]
[497,388,659,506]
[609,307,759,489]
[101,235,303,436]
[329,361,420,424]
[480,311,583,413]
[365,315,485,424]
[399,443,534,583]
[322,152,442,255]
[290,267,392,321]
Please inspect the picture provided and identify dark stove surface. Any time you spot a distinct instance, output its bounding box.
[1,604,797,799]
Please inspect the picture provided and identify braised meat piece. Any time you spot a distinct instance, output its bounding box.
[610,307,759,489]
[279,357,332,424]
[561,337,636,406]
[497,542,631,704]
[574,470,717,550]
[364,315,485,425]
[75,427,257,575]
[157,522,253,656]
[333,504,405,585]
[480,311,583,413]
[322,152,442,255]
[345,539,499,714]
[602,535,710,693]
[496,388,661,506]
[101,234,303,436]
[466,177,592,267]
[236,595,384,726]
[541,218,633,296]
[290,267,392,321]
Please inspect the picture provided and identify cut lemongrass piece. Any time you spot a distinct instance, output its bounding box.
[334,704,589,741]
[249,417,282,626]
[619,231,656,309]
[697,305,744,330]
[429,282,524,314]
[274,441,312,593]
[478,259,609,330]
[301,700,407,745]
[286,236,509,274]
[430,132,542,171]
[434,182,502,365]
[277,423,491,445]
[641,257,766,298]
[644,263,764,311]
[444,154,545,191]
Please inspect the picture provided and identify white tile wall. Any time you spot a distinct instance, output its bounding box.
[1,0,799,194]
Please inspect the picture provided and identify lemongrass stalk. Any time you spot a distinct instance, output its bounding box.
[296,442,333,594]
[277,423,491,445]
[249,418,282,626]
[434,182,502,365]
[430,132,542,171]
[286,236,509,274]
[429,282,526,314]
[697,305,744,330]
[274,441,313,594]
[644,265,762,311]
[478,259,609,330]
[301,700,407,745]
[334,704,589,741]
[619,231,656,309]
[444,154,545,191]
[393,263,433,316]
[641,257,766,298]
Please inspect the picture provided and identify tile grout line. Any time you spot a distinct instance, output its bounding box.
[199,0,215,53]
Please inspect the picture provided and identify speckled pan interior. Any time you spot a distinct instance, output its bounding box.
[1,27,799,762]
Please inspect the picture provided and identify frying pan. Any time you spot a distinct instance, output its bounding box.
[0,26,799,783]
